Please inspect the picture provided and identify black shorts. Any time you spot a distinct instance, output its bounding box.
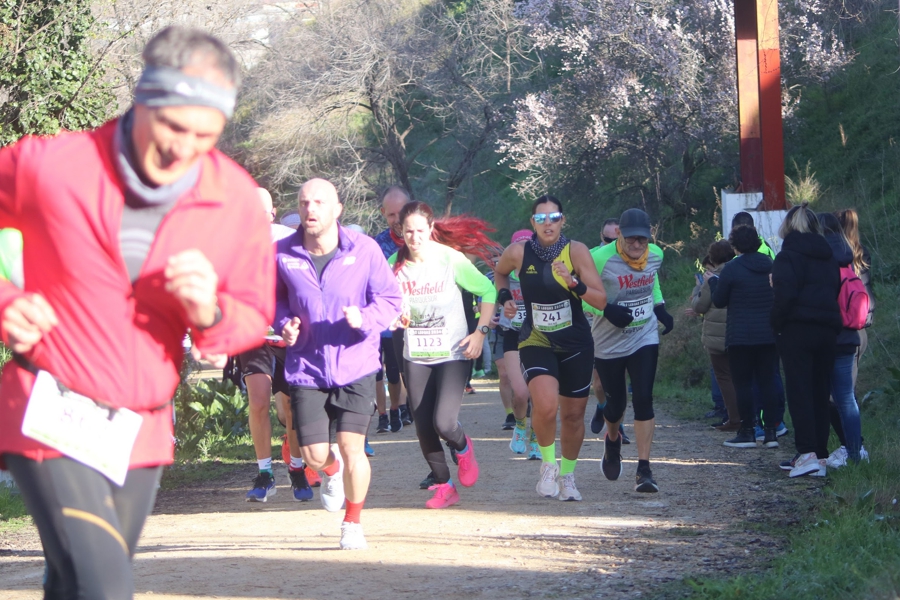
[518,346,593,398]
[502,328,520,355]
[238,343,289,396]
[376,336,401,384]
[289,374,376,446]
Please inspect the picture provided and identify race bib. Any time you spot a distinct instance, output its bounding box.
[21,371,143,486]
[619,295,653,328]
[532,300,573,332]
[408,327,452,359]
[511,305,527,329]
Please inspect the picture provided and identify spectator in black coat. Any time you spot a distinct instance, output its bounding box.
[771,203,841,478]
[710,225,779,449]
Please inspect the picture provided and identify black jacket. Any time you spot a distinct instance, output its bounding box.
[771,231,842,335]
[712,251,775,347]
[824,232,861,348]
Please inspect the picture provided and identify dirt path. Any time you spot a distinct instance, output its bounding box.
[1,378,817,599]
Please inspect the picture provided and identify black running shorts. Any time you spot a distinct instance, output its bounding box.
[502,328,520,355]
[238,343,289,396]
[518,346,593,398]
[289,374,376,446]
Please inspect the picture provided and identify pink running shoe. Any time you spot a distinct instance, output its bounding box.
[456,436,479,487]
[425,482,460,509]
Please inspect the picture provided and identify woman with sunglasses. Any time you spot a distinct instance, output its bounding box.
[495,196,607,501]
[391,201,500,509]
[588,208,674,493]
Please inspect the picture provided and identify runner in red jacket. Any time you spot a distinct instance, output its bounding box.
[0,26,273,598]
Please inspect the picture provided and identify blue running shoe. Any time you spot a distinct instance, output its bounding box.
[364,437,375,457]
[754,425,765,442]
[510,425,527,454]
[290,469,313,502]
[246,471,276,502]
[775,422,789,437]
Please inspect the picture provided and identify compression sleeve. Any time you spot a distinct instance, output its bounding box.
[452,252,497,302]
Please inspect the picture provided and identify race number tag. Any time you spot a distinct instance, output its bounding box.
[21,371,143,486]
[511,306,527,329]
[620,296,653,328]
[408,327,452,359]
[532,301,573,332]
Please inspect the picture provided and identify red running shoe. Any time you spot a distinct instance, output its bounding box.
[281,434,291,466]
[305,465,322,487]
[456,436,479,487]
[425,482,460,509]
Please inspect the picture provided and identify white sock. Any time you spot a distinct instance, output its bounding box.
[290,456,304,470]
[257,458,273,472]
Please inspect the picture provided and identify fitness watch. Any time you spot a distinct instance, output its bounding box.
[478,325,490,335]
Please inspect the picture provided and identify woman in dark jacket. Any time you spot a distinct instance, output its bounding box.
[710,226,779,448]
[771,203,842,478]
[820,213,865,467]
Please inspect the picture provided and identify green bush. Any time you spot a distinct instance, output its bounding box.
[173,377,249,457]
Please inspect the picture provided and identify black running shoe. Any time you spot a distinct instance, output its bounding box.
[390,409,403,433]
[399,404,413,425]
[376,413,390,434]
[723,428,757,448]
[635,465,659,493]
[502,413,516,430]
[590,403,604,434]
[763,428,779,449]
[620,426,631,445]
[419,471,436,489]
[289,468,313,501]
[450,444,459,465]
[601,434,623,481]
[779,453,801,471]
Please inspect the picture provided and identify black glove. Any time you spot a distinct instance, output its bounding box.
[603,303,633,328]
[654,303,674,335]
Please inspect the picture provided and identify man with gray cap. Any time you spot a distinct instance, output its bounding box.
[0,26,273,597]
[586,208,674,493]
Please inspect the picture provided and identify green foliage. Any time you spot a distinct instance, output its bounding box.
[173,377,249,457]
[0,485,30,533]
[0,0,114,145]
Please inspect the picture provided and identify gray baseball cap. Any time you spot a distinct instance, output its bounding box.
[619,208,652,238]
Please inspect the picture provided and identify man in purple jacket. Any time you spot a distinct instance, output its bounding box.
[276,178,402,550]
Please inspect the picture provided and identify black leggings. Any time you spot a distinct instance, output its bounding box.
[594,344,659,423]
[728,344,778,429]
[4,455,162,599]
[404,359,471,484]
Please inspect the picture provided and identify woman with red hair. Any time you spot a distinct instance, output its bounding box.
[391,201,499,509]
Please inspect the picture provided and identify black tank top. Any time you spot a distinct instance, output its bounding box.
[517,241,592,352]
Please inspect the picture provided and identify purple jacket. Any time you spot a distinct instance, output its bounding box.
[275,225,402,388]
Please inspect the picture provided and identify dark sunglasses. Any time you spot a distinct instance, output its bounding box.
[532,212,563,225]
[602,236,617,244]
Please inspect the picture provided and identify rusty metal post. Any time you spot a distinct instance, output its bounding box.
[732,0,786,210]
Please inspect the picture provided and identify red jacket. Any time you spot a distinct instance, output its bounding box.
[0,120,274,469]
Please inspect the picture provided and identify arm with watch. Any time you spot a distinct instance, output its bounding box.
[452,253,497,360]
[551,241,607,311]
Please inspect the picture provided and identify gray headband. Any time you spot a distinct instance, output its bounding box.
[134,65,237,118]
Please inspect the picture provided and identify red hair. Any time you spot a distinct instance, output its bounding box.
[394,201,502,273]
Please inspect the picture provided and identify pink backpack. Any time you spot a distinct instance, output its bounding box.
[838,265,869,330]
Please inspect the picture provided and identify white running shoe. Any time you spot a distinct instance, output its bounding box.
[339,521,367,550]
[509,425,527,454]
[558,473,582,501]
[321,444,346,512]
[789,452,826,478]
[536,461,560,498]
[826,446,848,469]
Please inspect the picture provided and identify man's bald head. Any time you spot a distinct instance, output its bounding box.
[257,188,275,223]
[298,178,342,239]
[380,185,411,237]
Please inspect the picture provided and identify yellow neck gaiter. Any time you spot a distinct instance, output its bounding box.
[616,235,649,271]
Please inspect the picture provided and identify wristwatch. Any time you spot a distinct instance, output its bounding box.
[478,325,490,334]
